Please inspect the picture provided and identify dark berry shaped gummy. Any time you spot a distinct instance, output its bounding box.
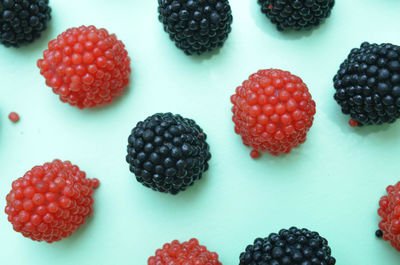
[157,0,233,55]
[231,69,316,158]
[239,227,336,265]
[37,25,131,109]
[148,238,221,265]
[378,181,400,251]
[257,0,335,31]
[0,0,51,47]
[126,113,211,195]
[334,42,400,127]
[4,159,99,243]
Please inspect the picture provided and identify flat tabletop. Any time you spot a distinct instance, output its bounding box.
[0,0,400,264]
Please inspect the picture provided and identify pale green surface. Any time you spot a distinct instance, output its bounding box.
[0,0,400,264]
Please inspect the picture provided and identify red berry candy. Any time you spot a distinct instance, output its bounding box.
[8,112,20,123]
[4,159,100,243]
[148,238,222,265]
[378,181,400,251]
[349,119,358,127]
[231,69,316,157]
[37,25,131,109]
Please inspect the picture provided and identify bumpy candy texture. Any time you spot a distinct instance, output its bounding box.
[157,0,233,55]
[0,0,51,47]
[257,0,334,31]
[126,113,211,195]
[37,25,131,109]
[231,69,316,157]
[148,238,222,265]
[378,181,400,251]
[4,159,99,243]
[334,42,400,127]
[239,227,336,265]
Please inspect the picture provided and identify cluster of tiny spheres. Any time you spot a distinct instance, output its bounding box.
[2,0,400,264]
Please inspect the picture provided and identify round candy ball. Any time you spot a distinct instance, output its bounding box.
[231,69,316,158]
[37,25,131,109]
[334,42,400,127]
[257,0,335,31]
[0,0,51,47]
[157,0,233,55]
[148,238,222,265]
[126,113,211,195]
[4,159,99,243]
[239,227,336,265]
[378,181,400,251]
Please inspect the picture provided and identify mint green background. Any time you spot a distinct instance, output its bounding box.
[0,0,400,264]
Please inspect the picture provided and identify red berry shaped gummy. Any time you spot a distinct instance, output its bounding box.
[5,159,99,243]
[378,181,400,251]
[231,69,316,157]
[148,238,222,265]
[37,25,131,109]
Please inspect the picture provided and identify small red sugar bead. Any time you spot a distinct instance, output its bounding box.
[148,238,222,265]
[4,159,100,243]
[349,119,358,127]
[231,69,316,158]
[37,25,131,109]
[8,112,20,123]
[377,181,400,251]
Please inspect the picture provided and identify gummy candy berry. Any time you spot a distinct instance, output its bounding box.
[378,181,400,251]
[8,112,20,122]
[231,69,316,157]
[239,227,336,265]
[4,159,99,243]
[334,42,400,126]
[148,238,222,265]
[157,0,233,55]
[126,113,211,195]
[37,25,131,109]
[257,0,335,31]
[0,0,52,47]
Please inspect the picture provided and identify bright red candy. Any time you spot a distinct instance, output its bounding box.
[37,25,131,109]
[231,69,316,157]
[4,159,99,243]
[8,112,20,123]
[378,181,400,251]
[148,238,222,265]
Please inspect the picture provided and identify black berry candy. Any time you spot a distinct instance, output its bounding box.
[239,227,336,265]
[126,113,211,195]
[157,0,233,55]
[0,0,51,47]
[257,0,335,31]
[334,42,400,127]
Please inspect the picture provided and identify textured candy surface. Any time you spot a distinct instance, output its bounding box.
[37,25,131,109]
[126,113,211,195]
[231,69,316,157]
[0,0,51,47]
[334,42,400,126]
[378,181,400,251]
[157,0,233,55]
[257,0,335,31]
[4,159,99,243]
[148,238,222,265]
[239,227,336,265]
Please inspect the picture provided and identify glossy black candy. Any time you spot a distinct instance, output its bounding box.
[239,227,336,265]
[334,42,400,126]
[0,0,51,47]
[126,113,211,195]
[157,0,233,55]
[258,0,335,31]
